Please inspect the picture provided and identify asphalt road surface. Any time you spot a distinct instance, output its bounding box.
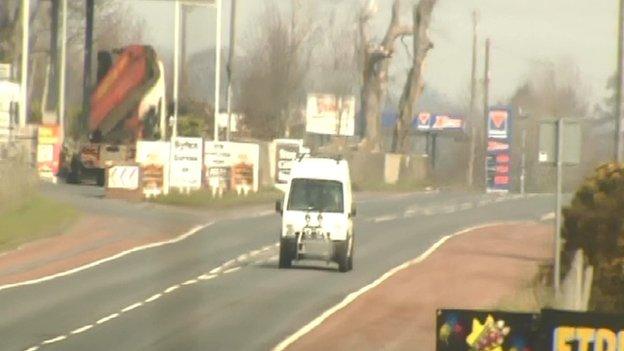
[1,191,554,351]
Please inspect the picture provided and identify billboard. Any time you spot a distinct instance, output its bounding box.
[414,113,464,132]
[416,112,432,131]
[204,141,260,194]
[170,137,203,191]
[36,125,62,181]
[486,108,512,193]
[437,310,538,351]
[306,94,355,136]
[136,141,170,197]
[271,139,305,191]
[540,309,624,351]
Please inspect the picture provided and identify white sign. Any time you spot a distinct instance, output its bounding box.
[217,113,239,132]
[306,94,355,136]
[136,141,170,197]
[204,141,260,193]
[107,165,140,190]
[170,137,203,190]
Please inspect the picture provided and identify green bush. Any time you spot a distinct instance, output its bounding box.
[562,162,624,311]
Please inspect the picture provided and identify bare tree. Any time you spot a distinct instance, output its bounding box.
[392,0,437,153]
[359,0,412,151]
[238,1,318,140]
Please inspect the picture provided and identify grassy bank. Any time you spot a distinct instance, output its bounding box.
[152,188,283,209]
[0,196,79,252]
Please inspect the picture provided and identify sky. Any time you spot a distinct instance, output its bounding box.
[126,0,619,109]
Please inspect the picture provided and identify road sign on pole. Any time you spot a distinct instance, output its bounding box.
[538,118,582,295]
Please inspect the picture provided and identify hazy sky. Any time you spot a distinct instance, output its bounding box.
[127,0,618,108]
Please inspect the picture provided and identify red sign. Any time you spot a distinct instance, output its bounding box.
[37,125,63,179]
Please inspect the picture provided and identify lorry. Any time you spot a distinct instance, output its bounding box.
[275,156,356,272]
[61,45,167,185]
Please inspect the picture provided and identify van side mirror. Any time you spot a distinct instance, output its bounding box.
[350,205,357,218]
[275,200,283,215]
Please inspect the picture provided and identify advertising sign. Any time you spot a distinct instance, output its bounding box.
[486,108,512,193]
[36,125,62,181]
[416,112,432,131]
[437,309,539,351]
[488,109,510,139]
[274,139,303,184]
[431,115,464,131]
[540,309,624,351]
[306,94,355,136]
[107,165,140,190]
[204,141,260,194]
[136,141,170,197]
[170,137,203,191]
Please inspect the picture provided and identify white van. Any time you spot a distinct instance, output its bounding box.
[275,156,356,272]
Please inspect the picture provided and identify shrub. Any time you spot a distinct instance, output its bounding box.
[562,162,624,311]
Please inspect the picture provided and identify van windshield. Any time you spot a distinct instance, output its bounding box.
[287,179,344,213]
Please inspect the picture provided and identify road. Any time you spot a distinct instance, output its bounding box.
[1,190,554,351]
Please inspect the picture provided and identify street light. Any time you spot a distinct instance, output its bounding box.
[173,0,222,142]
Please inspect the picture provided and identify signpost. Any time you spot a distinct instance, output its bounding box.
[486,108,512,193]
[305,94,356,136]
[539,118,581,294]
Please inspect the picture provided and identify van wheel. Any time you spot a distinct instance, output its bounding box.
[279,238,295,269]
[66,156,82,184]
[96,169,105,187]
[334,241,349,273]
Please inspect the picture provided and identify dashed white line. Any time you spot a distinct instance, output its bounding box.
[198,274,217,281]
[372,214,398,223]
[96,313,119,325]
[209,267,222,274]
[70,324,93,335]
[223,267,241,274]
[145,293,162,303]
[540,212,555,221]
[164,285,180,294]
[182,279,198,286]
[42,335,67,345]
[24,346,39,351]
[237,254,248,261]
[224,259,236,266]
[250,249,261,256]
[121,302,142,313]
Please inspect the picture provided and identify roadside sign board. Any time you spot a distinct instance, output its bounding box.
[538,120,581,164]
[486,108,512,193]
[416,112,432,131]
[136,141,170,197]
[170,137,203,191]
[437,309,539,351]
[306,94,355,136]
[36,125,62,181]
[204,141,260,193]
[540,309,624,351]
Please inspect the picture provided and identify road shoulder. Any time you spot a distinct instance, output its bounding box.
[285,222,553,351]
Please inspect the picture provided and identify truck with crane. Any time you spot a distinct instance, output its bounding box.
[60,45,167,185]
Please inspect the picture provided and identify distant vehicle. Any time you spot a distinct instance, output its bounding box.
[60,45,167,185]
[275,156,356,272]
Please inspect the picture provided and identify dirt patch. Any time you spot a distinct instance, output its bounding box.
[287,222,553,351]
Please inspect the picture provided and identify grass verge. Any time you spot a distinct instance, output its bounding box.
[0,196,79,252]
[353,179,434,193]
[151,188,283,209]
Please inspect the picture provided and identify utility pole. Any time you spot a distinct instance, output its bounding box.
[213,0,223,142]
[59,0,68,139]
[19,0,30,127]
[226,0,237,142]
[467,10,478,188]
[616,0,624,162]
[82,0,95,134]
[482,38,491,190]
[554,118,564,294]
[173,0,180,139]
[49,0,59,117]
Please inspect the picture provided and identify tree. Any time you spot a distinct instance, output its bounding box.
[392,0,437,154]
[359,0,412,151]
[237,1,318,140]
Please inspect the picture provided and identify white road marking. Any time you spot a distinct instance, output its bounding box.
[272,221,529,351]
[164,285,180,294]
[96,313,119,325]
[70,324,93,335]
[371,214,398,223]
[540,212,556,221]
[223,267,241,274]
[209,267,222,274]
[198,274,217,281]
[249,249,261,256]
[237,254,248,261]
[42,335,67,344]
[145,293,162,303]
[182,279,198,286]
[224,259,236,266]
[121,302,142,313]
[24,346,39,351]
[0,222,214,293]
